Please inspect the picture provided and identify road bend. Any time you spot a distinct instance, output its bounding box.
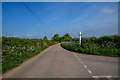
[3,43,118,79]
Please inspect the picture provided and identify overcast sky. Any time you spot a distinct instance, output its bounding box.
[2,2,118,39]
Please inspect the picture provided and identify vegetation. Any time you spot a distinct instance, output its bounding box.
[52,34,61,42]
[61,33,72,41]
[43,36,48,40]
[2,33,120,73]
[61,35,120,57]
[52,33,72,42]
[2,37,56,73]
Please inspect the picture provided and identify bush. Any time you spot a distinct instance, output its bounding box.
[2,37,56,73]
[60,35,120,57]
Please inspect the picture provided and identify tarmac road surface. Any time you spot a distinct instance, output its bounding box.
[3,43,119,79]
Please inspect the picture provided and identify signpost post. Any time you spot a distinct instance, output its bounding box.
[79,32,82,47]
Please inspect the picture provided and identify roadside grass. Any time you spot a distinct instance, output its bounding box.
[61,35,120,57]
[2,37,56,73]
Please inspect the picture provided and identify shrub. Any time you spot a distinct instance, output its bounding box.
[2,37,56,73]
[60,35,120,57]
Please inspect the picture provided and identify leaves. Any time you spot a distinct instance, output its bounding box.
[2,37,56,73]
[61,35,120,57]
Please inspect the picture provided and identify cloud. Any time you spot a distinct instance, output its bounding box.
[3,34,42,39]
[101,6,114,13]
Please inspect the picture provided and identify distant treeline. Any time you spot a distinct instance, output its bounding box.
[51,33,72,42]
[52,33,120,48]
[2,37,56,73]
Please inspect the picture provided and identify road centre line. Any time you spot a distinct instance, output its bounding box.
[84,65,87,68]
[81,61,84,63]
[93,76,112,78]
[72,52,113,78]
[73,52,81,61]
[88,69,92,73]
[73,52,92,74]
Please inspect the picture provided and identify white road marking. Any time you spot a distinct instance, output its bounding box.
[77,58,81,61]
[93,76,112,78]
[81,61,83,63]
[87,69,92,73]
[73,52,92,74]
[84,65,87,68]
[73,52,81,61]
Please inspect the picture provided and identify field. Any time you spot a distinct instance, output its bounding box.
[61,35,120,57]
[2,37,56,73]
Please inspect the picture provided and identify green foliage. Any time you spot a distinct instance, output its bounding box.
[2,37,56,73]
[52,34,60,42]
[61,35,120,57]
[52,33,73,42]
[43,36,47,40]
[61,33,72,41]
[61,42,78,52]
[97,35,120,48]
[72,38,79,42]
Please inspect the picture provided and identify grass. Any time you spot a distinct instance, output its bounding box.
[2,37,56,73]
[61,36,120,57]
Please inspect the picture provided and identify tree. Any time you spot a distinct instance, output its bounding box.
[43,36,47,40]
[52,34,60,42]
[72,37,79,41]
[61,33,72,41]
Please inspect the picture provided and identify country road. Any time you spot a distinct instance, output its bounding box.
[3,43,119,79]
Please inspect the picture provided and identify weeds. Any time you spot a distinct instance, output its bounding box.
[2,37,56,73]
[61,35,120,57]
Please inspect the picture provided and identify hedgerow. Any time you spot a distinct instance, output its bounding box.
[2,37,56,73]
[61,35,120,57]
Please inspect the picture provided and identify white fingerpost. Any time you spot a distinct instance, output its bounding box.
[79,32,82,46]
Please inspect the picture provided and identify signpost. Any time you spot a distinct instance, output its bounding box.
[79,32,82,46]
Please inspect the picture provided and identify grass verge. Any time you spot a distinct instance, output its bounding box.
[61,42,120,57]
[2,37,56,73]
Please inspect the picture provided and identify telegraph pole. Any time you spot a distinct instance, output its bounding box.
[79,32,82,46]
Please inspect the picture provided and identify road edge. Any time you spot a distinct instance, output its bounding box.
[2,43,58,75]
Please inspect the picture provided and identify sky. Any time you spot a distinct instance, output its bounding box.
[2,2,118,39]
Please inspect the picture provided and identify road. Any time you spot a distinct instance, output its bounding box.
[3,43,119,79]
